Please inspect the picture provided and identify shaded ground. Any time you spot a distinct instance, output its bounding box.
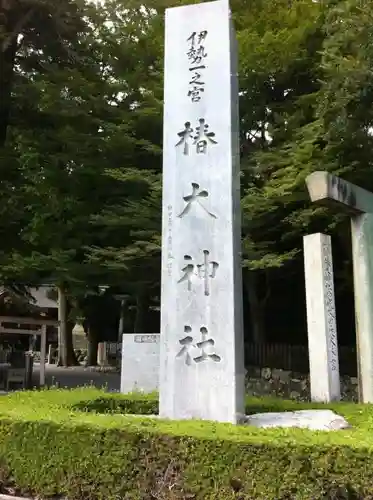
[32,363,120,392]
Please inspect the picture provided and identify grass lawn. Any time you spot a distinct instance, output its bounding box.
[0,388,372,498]
[1,387,372,448]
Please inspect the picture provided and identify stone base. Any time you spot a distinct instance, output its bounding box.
[116,410,350,431]
[245,409,350,431]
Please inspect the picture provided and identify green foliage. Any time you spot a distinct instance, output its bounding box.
[0,389,372,499]
[2,0,373,344]
[237,0,327,271]
[0,0,165,347]
[74,391,159,415]
[0,0,163,287]
[238,0,373,272]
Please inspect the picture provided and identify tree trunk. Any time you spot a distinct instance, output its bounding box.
[118,299,126,342]
[245,271,268,344]
[0,2,33,148]
[0,14,17,148]
[134,291,148,333]
[86,327,99,367]
[57,285,78,366]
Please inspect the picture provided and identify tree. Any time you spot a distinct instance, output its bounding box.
[0,0,164,364]
[0,0,97,363]
[83,0,164,340]
[235,0,373,345]
[230,0,326,341]
[0,0,89,147]
[78,288,120,366]
[5,0,371,357]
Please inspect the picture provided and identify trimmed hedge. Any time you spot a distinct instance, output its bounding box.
[0,389,372,499]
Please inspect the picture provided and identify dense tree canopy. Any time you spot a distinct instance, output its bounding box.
[0,0,371,363]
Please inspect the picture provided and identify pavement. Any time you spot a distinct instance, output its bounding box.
[32,363,121,392]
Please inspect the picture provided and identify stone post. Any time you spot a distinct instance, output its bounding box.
[159,0,245,423]
[303,232,340,402]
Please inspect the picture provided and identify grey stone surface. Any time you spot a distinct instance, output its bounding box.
[245,409,350,431]
[159,0,245,423]
[351,213,373,402]
[0,495,34,500]
[306,172,373,403]
[303,233,340,402]
[306,171,373,214]
[120,334,160,394]
[97,342,108,367]
[245,367,358,402]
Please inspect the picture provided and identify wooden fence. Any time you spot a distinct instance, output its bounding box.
[244,343,357,377]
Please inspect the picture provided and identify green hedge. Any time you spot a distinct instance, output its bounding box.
[0,389,372,499]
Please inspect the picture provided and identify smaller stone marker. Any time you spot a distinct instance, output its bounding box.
[303,233,340,402]
[97,342,108,367]
[120,334,160,394]
[47,344,55,365]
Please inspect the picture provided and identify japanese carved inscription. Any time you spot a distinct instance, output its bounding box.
[178,251,219,296]
[177,326,221,365]
[178,183,217,219]
[174,25,221,362]
[176,119,217,155]
[186,30,208,102]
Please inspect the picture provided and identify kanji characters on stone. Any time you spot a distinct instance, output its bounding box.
[178,182,217,219]
[178,250,219,296]
[176,326,221,365]
[175,119,217,155]
[186,30,208,102]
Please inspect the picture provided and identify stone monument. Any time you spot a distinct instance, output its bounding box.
[159,0,245,423]
[120,334,160,394]
[306,171,373,403]
[303,232,340,402]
